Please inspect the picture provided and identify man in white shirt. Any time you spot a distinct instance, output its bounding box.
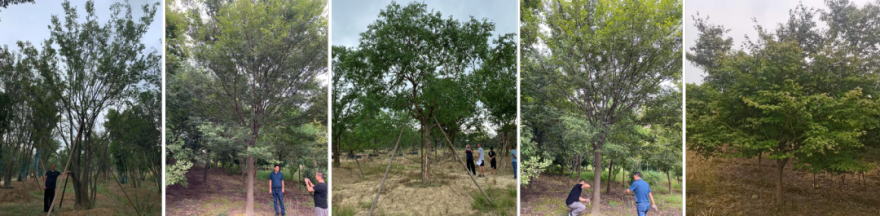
[477,143,486,177]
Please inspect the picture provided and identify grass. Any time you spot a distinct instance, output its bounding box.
[654,193,682,206]
[332,206,356,216]
[358,200,372,209]
[470,185,517,216]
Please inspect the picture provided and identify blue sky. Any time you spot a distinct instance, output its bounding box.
[685,0,875,84]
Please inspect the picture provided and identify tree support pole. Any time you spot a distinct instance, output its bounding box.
[47,139,77,216]
[369,126,406,216]
[111,168,143,216]
[433,116,492,203]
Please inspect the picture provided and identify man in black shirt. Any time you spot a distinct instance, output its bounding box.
[565,179,591,216]
[488,147,497,175]
[305,171,328,216]
[43,164,68,213]
[464,144,476,176]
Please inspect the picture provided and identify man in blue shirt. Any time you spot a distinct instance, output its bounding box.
[510,146,517,179]
[43,163,68,213]
[268,164,285,216]
[625,172,657,216]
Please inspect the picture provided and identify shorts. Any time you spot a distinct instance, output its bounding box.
[478,160,484,166]
[490,160,496,169]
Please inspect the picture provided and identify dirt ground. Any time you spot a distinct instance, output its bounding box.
[0,174,161,216]
[686,151,880,216]
[333,149,518,215]
[521,173,683,216]
[166,165,319,216]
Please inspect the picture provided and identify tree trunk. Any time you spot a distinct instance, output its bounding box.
[245,155,255,216]
[576,155,583,181]
[758,154,761,168]
[775,158,789,204]
[605,159,613,194]
[591,150,602,216]
[420,122,432,185]
[667,169,672,193]
[561,160,565,177]
[204,161,210,192]
[333,132,341,167]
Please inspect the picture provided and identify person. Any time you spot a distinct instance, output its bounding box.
[625,172,658,216]
[43,163,68,213]
[565,179,591,216]
[464,144,476,176]
[305,171,328,216]
[477,144,486,177]
[268,164,286,216]
[510,146,518,179]
[488,146,497,175]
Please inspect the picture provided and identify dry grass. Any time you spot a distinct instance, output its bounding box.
[686,150,880,216]
[332,151,517,215]
[0,175,161,216]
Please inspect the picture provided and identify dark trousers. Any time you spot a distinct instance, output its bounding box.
[44,189,55,212]
[467,159,476,175]
[272,187,285,215]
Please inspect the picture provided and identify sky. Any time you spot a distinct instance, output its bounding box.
[0,0,163,54]
[332,0,517,48]
[331,0,517,137]
[684,0,874,85]
[0,0,162,139]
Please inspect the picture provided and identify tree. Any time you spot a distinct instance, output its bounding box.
[186,0,327,214]
[337,1,508,184]
[523,0,681,214]
[6,0,160,210]
[686,0,880,204]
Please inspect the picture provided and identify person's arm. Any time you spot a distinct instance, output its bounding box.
[579,197,590,203]
[282,180,285,193]
[649,192,657,210]
[305,178,314,192]
[269,179,272,193]
[43,173,48,190]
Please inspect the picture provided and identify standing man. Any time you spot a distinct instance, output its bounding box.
[464,144,476,176]
[625,172,658,216]
[269,164,286,216]
[43,163,67,213]
[305,171,328,216]
[510,146,517,179]
[565,179,591,216]
[477,144,486,177]
[488,146,497,175]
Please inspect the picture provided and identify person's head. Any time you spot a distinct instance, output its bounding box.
[578,179,590,189]
[466,144,471,149]
[477,143,481,148]
[51,163,56,170]
[509,146,514,150]
[274,164,280,172]
[633,172,642,180]
[490,146,494,151]
[315,171,325,182]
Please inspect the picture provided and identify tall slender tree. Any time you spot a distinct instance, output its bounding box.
[187,0,327,214]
